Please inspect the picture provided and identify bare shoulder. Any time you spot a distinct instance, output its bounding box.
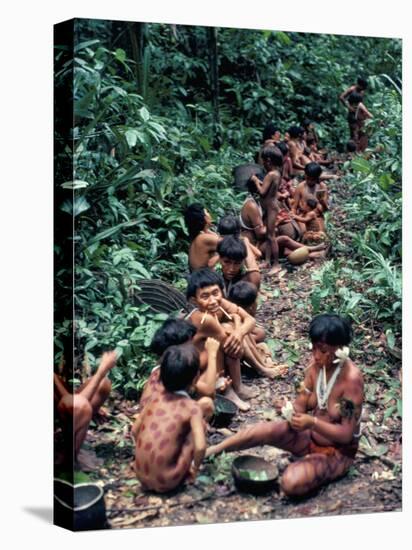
[305,364,317,388]
[344,361,364,389]
[268,169,280,179]
[198,232,220,245]
[221,297,239,315]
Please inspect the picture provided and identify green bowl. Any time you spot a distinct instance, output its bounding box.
[232,455,279,495]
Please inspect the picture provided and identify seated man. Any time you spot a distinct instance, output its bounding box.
[207,314,364,498]
[54,351,117,468]
[186,268,257,411]
[292,162,329,232]
[184,203,220,271]
[217,235,261,293]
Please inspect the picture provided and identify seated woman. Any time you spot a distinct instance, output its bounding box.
[207,314,364,497]
[184,203,220,271]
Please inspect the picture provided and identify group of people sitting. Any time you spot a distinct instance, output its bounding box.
[54,80,369,501]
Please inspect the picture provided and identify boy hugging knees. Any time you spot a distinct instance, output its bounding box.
[133,343,212,493]
[184,203,220,272]
[186,268,257,411]
[228,281,288,379]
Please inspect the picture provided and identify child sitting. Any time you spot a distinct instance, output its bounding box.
[133,343,212,493]
[217,235,260,293]
[217,214,262,262]
[184,203,220,271]
[137,319,220,417]
[228,281,288,378]
[291,198,328,244]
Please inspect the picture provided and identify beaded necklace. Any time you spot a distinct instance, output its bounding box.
[315,364,342,410]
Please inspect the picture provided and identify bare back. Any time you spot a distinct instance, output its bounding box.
[188,231,220,271]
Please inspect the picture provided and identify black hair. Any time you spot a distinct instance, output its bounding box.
[186,268,224,299]
[228,281,258,308]
[306,198,318,209]
[306,136,316,146]
[277,141,289,157]
[288,125,304,139]
[217,235,247,262]
[357,77,368,90]
[346,140,357,153]
[184,203,206,240]
[246,175,260,194]
[304,162,322,180]
[218,215,241,236]
[150,318,197,356]
[160,343,200,392]
[348,91,363,106]
[302,119,313,129]
[309,314,353,347]
[261,146,283,167]
[262,122,280,142]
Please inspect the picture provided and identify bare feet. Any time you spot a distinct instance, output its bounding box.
[224,387,250,412]
[267,264,283,276]
[308,243,327,252]
[205,444,222,458]
[237,384,258,400]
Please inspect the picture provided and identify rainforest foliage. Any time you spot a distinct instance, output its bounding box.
[54,20,402,397]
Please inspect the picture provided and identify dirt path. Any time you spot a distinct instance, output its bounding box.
[77,180,402,528]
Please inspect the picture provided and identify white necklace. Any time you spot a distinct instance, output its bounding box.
[316,364,342,410]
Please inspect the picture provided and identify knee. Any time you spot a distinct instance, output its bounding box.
[198,397,214,420]
[280,466,305,497]
[73,395,93,424]
[99,377,112,399]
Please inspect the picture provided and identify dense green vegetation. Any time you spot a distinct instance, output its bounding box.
[54,20,401,397]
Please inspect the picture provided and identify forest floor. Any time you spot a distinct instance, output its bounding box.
[70,183,402,530]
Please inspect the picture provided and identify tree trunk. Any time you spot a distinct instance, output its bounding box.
[207,27,221,150]
[128,22,149,100]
